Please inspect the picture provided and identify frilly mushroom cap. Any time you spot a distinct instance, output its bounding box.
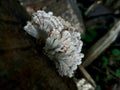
[24,10,84,78]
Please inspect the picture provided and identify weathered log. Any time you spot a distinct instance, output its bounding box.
[0,0,77,90]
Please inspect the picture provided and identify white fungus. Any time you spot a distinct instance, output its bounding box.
[76,78,95,90]
[24,10,84,78]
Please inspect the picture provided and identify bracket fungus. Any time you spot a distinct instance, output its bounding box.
[24,10,84,78]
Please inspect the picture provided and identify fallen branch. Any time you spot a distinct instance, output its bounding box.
[79,65,96,87]
[82,20,120,67]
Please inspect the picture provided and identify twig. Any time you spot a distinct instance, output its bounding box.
[79,65,96,87]
[82,20,120,67]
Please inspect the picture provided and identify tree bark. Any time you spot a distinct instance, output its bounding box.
[19,0,85,33]
[0,0,77,90]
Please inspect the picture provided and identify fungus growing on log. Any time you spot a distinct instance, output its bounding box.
[24,10,84,77]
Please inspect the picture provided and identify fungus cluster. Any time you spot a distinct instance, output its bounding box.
[24,10,84,77]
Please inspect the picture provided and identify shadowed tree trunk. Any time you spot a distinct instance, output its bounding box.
[0,0,77,90]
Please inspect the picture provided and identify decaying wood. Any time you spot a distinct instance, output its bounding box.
[0,0,77,90]
[82,20,120,67]
[19,0,85,33]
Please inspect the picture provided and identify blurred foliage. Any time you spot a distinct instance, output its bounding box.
[82,29,97,43]
[115,69,120,77]
[112,48,120,57]
[77,0,120,89]
[102,56,108,68]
